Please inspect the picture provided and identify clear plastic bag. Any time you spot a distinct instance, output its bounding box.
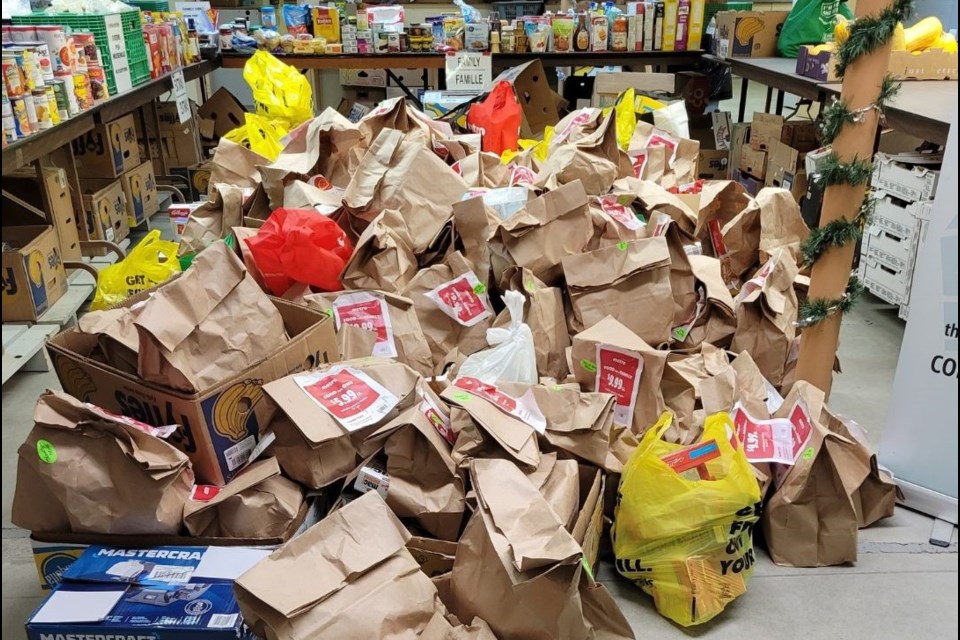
[458,290,538,384]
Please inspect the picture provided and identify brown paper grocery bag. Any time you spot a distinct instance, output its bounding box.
[263,359,421,489]
[402,252,494,372]
[453,151,511,189]
[563,236,674,346]
[76,306,141,376]
[694,180,753,240]
[660,344,732,442]
[231,226,269,292]
[449,459,597,640]
[614,177,698,235]
[757,187,810,265]
[208,138,267,192]
[536,111,632,195]
[280,179,344,215]
[730,249,800,386]
[12,391,193,535]
[578,572,636,640]
[343,128,467,253]
[450,196,498,292]
[133,242,288,392]
[305,290,434,377]
[341,209,419,293]
[235,492,444,640]
[587,193,647,249]
[629,121,700,189]
[490,180,592,286]
[680,254,737,349]
[570,315,668,438]
[419,611,498,640]
[442,385,541,470]
[645,213,699,329]
[366,404,466,541]
[182,457,304,538]
[357,96,436,146]
[407,536,459,578]
[178,183,246,258]
[524,452,581,530]
[762,382,861,567]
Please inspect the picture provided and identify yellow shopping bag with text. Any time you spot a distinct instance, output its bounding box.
[90,230,181,311]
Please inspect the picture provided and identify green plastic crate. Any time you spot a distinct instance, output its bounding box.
[12,10,149,94]
[127,0,170,13]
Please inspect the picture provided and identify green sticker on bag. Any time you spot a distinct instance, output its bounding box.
[802,447,815,460]
[37,439,57,464]
[324,308,334,317]
[525,279,536,292]
[473,283,487,294]
[581,557,595,580]
[580,359,597,373]
[616,241,628,251]
[453,391,472,403]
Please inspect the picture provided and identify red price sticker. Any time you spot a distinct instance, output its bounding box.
[419,385,456,445]
[731,402,799,465]
[332,292,397,358]
[510,165,536,186]
[596,345,643,427]
[453,376,546,433]
[425,272,492,327]
[296,366,400,432]
[190,485,222,502]
[630,151,647,178]
[646,132,678,165]
[83,403,178,439]
[788,400,813,458]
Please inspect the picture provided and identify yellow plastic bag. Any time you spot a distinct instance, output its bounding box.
[601,88,637,150]
[90,230,181,311]
[612,412,762,627]
[224,113,289,161]
[242,50,313,128]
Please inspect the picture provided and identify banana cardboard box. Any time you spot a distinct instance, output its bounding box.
[712,11,788,59]
[78,179,130,253]
[46,293,339,486]
[121,160,160,227]
[1,225,67,322]
[70,113,140,179]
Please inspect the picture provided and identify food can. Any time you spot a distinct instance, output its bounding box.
[55,71,80,116]
[44,85,60,125]
[32,88,52,130]
[23,41,55,83]
[51,78,70,120]
[34,26,72,74]
[2,58,25,98]
[73,33,100,67]
[14,48,38,91]
[73,72,92,111]
[10,96,30,137]
[22,91,38,130]
[2,110,15,143]
[70,36,89,74]
[87,64,108,104]
[9,25,37,43]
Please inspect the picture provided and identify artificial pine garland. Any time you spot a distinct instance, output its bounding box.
[801,197,875,267]
[797,277,865,328]
[835,0,914,77]
[820,75,901,144]
[816,153,874,187]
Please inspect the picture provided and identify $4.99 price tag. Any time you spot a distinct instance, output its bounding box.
[332,291,398,358]
[295,366,400,432]
[596,344,643,427]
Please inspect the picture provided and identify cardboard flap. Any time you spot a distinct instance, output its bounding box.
[499,180,588,234]
[369,406,458,477]
[500,383,610,435]
[189,457,281,509]
[563,236,670,288]
[235,492,410,617]
[134,242,245,352]
[471,459,581,573]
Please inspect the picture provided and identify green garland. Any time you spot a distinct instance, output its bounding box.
[800,197,875,267]
[835,0,914,77]
[797,277,865,328]
[816,153,874,187]
[820,75,901,144]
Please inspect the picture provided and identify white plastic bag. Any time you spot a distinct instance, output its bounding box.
[457,290,538,384]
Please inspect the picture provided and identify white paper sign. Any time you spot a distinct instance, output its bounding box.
[171,70,191,124]
[103,14,133,94]
[446,52,492,92]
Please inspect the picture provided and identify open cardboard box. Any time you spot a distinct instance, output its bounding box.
[490,60,563,138]
[797,45,958,81]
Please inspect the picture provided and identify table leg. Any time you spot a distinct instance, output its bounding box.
[738,76,748,122]
[764,86,773,112]
[775,89,785,115]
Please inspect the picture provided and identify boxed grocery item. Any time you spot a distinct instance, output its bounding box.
[46,256,339,485]
[1,225,67,322]
[3,167,82,263]
[871,151,942,201]
[711,11,788,58]
[71,114,140,179]
[78,179,129,246]
[25,545,268,640]
[121,160,159,227]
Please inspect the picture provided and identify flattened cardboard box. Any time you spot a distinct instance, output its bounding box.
[47,298,339,486]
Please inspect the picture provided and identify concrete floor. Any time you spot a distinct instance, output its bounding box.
[3,79,957,638]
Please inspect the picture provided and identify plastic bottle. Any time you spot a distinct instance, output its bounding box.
[574,13,590,51]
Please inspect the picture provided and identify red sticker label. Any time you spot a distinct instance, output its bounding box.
[597,195,642,230]
[191,485,222,502]
[296,366,400,432]
[596,345,643,427]
[425,272,492,327]
[630,152,647,178]
[452,376,547,433]
[333,292,396,358]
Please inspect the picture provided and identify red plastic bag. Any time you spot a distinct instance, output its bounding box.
[245,208,353,295]
[467,81,522,155]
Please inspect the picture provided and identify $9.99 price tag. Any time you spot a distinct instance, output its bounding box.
[295,366,400,432]
[596,344,643,427]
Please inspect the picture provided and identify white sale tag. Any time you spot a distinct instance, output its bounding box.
[332,292,397,358]
[452,376,547,433]
[596,195,643,230]
[171,70,192,124]
[424,271,493,327]
[595,344,643,427]
[295,366,400,432]
[731,400,814,465]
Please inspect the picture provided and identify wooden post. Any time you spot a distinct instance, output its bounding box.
[795,0,894,394]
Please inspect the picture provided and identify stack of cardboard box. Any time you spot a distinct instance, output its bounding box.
[859,151,942,319]
[730,112,819,199]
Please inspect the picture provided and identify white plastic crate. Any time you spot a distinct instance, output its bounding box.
[860,224,919,270]
[861,256,912,305]
[871,152,941,202]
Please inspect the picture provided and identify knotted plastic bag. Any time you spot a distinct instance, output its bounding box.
[457,290,538,384]
[467,80,522,155]
[90,230,181,311]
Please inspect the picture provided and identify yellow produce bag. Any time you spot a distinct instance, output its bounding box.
[224,113,289,162]
[612,412,762,627]
[90,230,181,311]
[242,50,314,128]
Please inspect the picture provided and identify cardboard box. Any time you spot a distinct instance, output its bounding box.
[750,113,819,153]
[197,87,247,141]
[798,45,958,82]
[387,67,437,89]
[698,149,730,179]
[188,162,213,201]
[121,160,160,227]
[1,225,67,322]
[861,256,911,304]
[71,114,140,179]
[732,167,763,195]
[872,193,928,237]
[690,111,732,179]
[154,101,205,168]
[3,167,82,263]
[739,145,767,180]
[47,297,339,486]
[78,179,129,246]
[25,545,266,640]
[490,60,562,138]
[872,152,941,201]
[339,68,388,87]
[712,11,788,58]
[764,139,808,202]
[728,122,750,179]
[421,90,479,120]
[591,71,676,108]
[860,222,920,270]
